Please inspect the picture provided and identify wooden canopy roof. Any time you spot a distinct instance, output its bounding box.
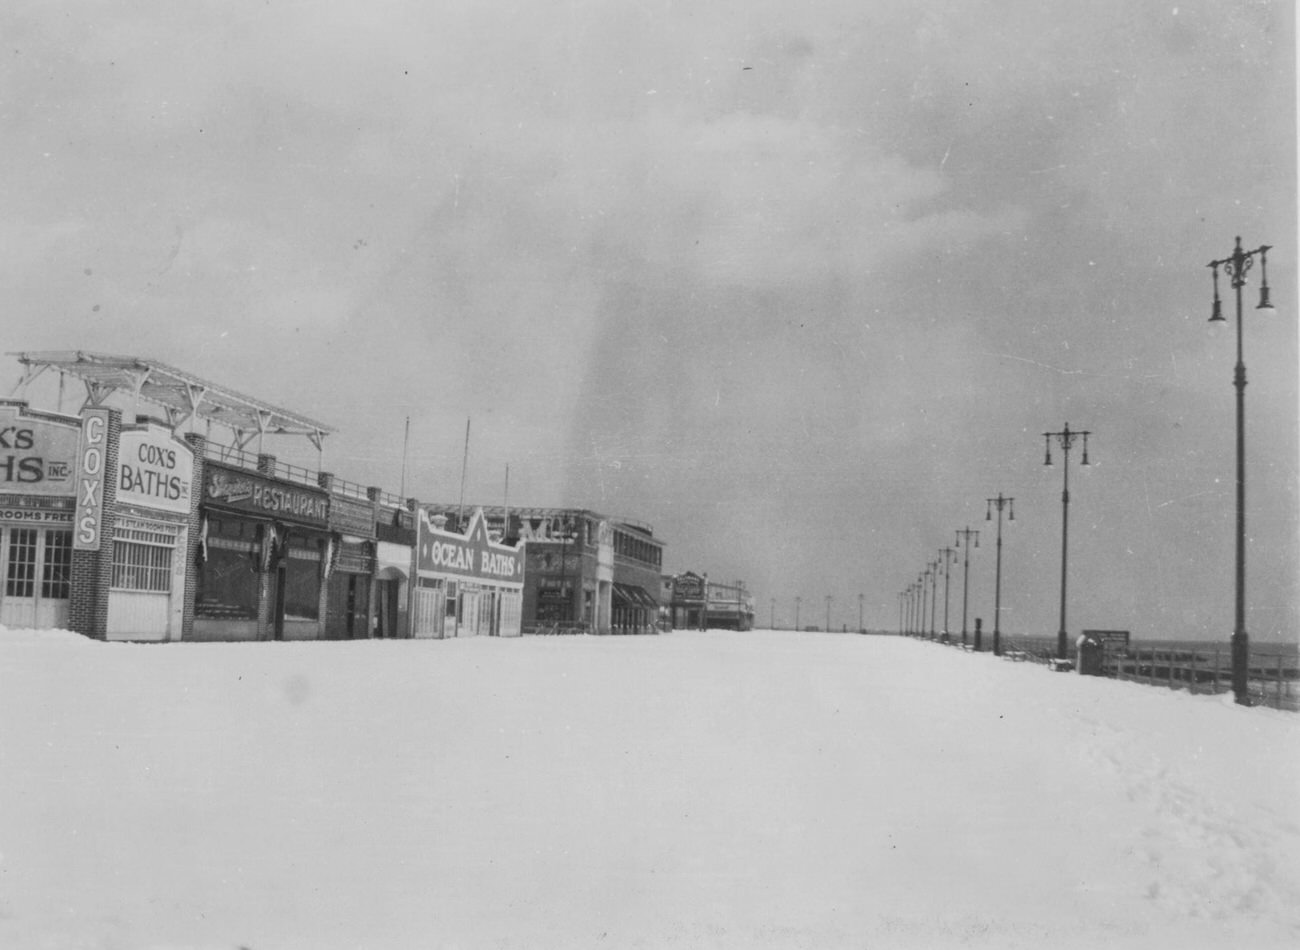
[9,351,334,452]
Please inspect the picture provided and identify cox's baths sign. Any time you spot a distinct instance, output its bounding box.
[0,400,80,493]
[204,463,329,527]
[118,424,193,515]
[73,408,111,550]
[417,507,524,586]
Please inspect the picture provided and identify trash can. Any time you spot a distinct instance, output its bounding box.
[1076,633,1104,676]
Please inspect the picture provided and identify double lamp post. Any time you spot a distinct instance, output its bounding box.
[1208,237,1276,705]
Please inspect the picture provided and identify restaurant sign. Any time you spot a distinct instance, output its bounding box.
[329,494,376,539]
[417,507,524,586]
[204,462,329,527]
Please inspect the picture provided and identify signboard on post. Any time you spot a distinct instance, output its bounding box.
[1083,630,1130,649]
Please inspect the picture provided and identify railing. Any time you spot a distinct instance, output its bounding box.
[329,475,371,501]
[201,440,384,501]
[922,632,1299,712]
[611,517,656,536]
[271,458,319,487]
[203,442,257,468]
[523,621,592,636]
[1109,646,1298,711]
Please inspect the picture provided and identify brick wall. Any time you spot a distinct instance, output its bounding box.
[67,407,121,640]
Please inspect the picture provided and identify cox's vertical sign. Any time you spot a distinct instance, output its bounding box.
[73,409,110,550]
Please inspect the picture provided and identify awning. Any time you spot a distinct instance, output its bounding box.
[612,583,657,609]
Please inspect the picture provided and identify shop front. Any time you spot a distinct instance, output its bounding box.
[105,419,194,641]
[670,571,707,630]
[374,503,415,638]
[323,487,375,640]
[0,401,79,630]
[195,461,330,641]
[411,507,523,638]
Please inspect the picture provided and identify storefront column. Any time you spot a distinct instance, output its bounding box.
[366,486,383,638]
[68,407,121,641]
[182,432,207,641]
[258,522,275,640]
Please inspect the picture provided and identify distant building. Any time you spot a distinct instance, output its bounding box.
[668,572,754,631]
[423,506,664,635]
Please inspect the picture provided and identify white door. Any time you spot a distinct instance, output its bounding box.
[412,586,445,638]
[0,527,72,630]
[107,591,171,641]
[459,590,482,636]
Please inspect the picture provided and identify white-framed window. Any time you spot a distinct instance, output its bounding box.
[111,519,179,593]
[41,530,72,599]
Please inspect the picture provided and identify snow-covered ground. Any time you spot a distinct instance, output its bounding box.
[1,627,1297,950]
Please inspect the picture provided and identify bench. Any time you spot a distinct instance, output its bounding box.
[1004,650,1028,662]
[1047,657,1075,672]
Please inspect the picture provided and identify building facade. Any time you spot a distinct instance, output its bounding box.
[106,418,196,641]
[0,400,81,632]
[409,508,524,638]
[424,506,664,635]
[668,572,754,631]
[4,353,672,643]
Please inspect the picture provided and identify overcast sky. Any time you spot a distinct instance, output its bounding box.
[3,1,1295,639]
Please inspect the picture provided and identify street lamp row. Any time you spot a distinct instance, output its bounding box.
[899,235,1276,707]
[900,436,1085,659]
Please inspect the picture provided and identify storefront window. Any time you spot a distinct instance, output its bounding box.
[6,529,36,598]
[41,530,72,599]
[283,548,321,622]
[111,522,175,593]
[197,518,259,620]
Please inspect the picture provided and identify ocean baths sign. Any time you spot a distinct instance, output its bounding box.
[416,508,524,586]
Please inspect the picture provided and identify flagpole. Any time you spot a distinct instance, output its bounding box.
[399,415,410,499]
[457,417,471,527]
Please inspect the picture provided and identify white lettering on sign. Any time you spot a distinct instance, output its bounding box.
[205,467,328,523]
[416,507,523,585]
[480,551,517,578]
[0,508,74,523]
[207,470,255,504]
[73,411,109,551]
[427,540,475,572]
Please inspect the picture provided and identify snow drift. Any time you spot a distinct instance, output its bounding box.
[0,626,1296,949]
